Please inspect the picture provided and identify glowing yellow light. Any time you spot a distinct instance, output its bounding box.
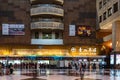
[110,42,112,48]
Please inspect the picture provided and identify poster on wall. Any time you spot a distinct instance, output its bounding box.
[77,25,91,37]
[2,24,25,35]
[69,25,76,36]
[2,24,9,35]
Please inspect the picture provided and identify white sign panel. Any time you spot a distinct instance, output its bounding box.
[69,25,76,36]
[2,24,9,35]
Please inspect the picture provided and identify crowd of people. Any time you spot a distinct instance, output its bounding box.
[68,61,100,79]
[0,62,14,75]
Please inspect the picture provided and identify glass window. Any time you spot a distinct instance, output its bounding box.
[103,0,107,5]
[55,32,59,39]
[103,12,107,20]
[99,1,102,9]
[42,32,52,39]
[99,15,102,23]
[113,2,118,13]
[108,7,112,17]
[35,32,39,39]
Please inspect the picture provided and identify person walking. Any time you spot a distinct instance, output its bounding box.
[0,63,3,75]
[9,63,14,74]
[75,62,78,76]
[79,62,85,80]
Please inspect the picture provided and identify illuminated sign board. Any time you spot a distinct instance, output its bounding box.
[116,54,120,64]
[12,49,68,56]
[0,47,98,57]
[110,55,114,65]
[70,47,97,56]
[77,25,91,36]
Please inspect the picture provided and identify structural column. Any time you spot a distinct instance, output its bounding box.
[52,32,55,39]
[112,21,120,51]
[39,32,42,39]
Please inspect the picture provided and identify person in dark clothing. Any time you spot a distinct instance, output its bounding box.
[93,63,96,71]
[79,63,85,80]
[9,63,14,74]
[75,63,78,75]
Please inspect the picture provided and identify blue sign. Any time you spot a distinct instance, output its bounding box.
[52,56,63,60]
[26,56,37,60]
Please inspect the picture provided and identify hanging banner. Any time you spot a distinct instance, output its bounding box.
[2,24,25,35]
[69,25,76,36]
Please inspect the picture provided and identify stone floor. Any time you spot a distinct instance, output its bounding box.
[0,69,120,80]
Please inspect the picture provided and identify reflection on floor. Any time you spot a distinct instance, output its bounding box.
[0,69,120,80]
[21,78,46,80]
[75,78,102,80]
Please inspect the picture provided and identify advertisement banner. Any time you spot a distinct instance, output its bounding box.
[2,24,25,35]
[77,25,91,37]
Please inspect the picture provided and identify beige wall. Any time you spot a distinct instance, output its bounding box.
[97,0,120,29]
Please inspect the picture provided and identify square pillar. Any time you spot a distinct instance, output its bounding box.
[112,21,120,51]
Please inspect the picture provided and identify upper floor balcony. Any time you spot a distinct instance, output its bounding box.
[31,39,63,45]
[31,21,64,30]
[30,0,64,5]
[55,0,64,4]
[31,5,64,16]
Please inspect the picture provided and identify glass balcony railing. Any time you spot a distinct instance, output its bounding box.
[31,39,63,45]
[31,6,64,16]
[31,21,64,30]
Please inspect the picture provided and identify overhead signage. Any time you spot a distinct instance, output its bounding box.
[0,48,98,57]
[70,47,97,56]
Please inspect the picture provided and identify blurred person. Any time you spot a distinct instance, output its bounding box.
[9,63,14,74]
[0,62,3,75]
[79,62,85,80]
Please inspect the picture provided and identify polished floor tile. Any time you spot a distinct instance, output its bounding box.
[0,69,120,80]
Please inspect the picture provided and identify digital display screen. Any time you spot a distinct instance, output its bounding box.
[98,59,102,62]
[116,55,120,64]
[77,25,91,36]
[110,55,114,64]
